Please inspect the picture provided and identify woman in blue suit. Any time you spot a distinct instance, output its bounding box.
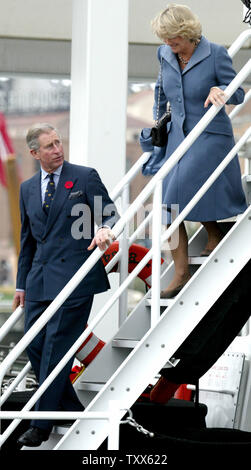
[141,4,247,300]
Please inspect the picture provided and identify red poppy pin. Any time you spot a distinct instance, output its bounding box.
[65,181,73,189]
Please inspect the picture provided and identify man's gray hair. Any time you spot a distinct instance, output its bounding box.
[26,123,59,151]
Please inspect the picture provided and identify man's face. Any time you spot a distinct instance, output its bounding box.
[31,130,64,172]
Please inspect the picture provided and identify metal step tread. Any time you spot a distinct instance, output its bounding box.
[78,381,105,392]
[188,256,207,264]
[112,338,139,348]
[112,337,179,368]
[145,298,175,307]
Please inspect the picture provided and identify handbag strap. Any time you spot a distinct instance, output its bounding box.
[156,57,163,124]
[156,57,170,124]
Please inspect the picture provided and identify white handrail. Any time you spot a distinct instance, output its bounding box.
[229,88,251,120]
[2,125,251,446]
[0,29,250,342]
[0,58,250,389]
[0,306,24,343]
[0,33,250,445]
[227,29,251,57]
[0,59,250,409]
[110,152,150,201]
[0,362,32,407]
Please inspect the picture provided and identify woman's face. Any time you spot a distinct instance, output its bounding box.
[164,36,191,54]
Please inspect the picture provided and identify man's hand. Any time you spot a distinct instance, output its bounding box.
[13,291,25,310]
[87,228,115,251]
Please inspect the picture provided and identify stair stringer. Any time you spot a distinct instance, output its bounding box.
[72,223,208,397]
[55,206,251,450]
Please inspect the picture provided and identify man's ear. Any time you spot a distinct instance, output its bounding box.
[30,149,40,161]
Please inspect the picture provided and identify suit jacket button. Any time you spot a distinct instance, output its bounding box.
[61,258,65,262]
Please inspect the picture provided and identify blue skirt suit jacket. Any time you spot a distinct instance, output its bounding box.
[141,36,247,223]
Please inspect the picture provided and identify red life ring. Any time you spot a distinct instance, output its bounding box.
[101,241,167,288]
[70,242,168,383]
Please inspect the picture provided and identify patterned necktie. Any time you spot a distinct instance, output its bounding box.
[43,173,55,215]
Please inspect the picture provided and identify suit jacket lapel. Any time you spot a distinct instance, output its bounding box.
[29,171,48,225]
[160,36,211,75]
[43,161,78,237]
[160,45,180,74]
[182,36,211,75]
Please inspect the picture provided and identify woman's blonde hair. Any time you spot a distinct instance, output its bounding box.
[151,3,202,42]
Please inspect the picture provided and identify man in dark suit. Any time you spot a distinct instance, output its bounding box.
[13,123,119,447]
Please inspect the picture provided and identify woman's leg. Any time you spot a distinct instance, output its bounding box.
[161,222,191,297]
[201,221,223,254]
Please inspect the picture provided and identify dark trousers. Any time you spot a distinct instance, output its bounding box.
[161,260,251,385]
[24,295,94,431]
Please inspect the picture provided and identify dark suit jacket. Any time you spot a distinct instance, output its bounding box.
[16,160,119,301]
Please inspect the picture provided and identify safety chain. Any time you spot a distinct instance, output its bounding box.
[120,409,155,438]
[1,377,37,393]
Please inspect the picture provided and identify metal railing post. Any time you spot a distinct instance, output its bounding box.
[118,183,130,326]
[107,400,121,450]
[0,41,250,447]
[150,180,162,326]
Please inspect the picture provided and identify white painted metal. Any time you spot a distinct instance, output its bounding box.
[110,152,151,201]
[229,89,251,120]
[69,0,128,193]
[197,353,245,428]
[0,306,23,342]
[118,184,130,326]
[0,30,251,449]
[4,115,250,441]
[150,180,162,326]
[107,401,121,450]
[0,137,249,444]
[2,81,249,444]
[56,208,251,449]
[227,29,251,57]
[160,126,251,248]
[0,362,32,406]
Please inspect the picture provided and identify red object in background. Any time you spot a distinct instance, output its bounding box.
[102,241,166,288]
[0,159,7,187]
[174,384,193,401]
[76,330,105,366]
[0,112,15,187]
[70,365,85,384]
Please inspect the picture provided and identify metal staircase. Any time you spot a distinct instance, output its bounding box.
[54,208,251,450]
[0,30,251,450]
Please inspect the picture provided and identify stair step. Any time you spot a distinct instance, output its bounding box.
[78,381,104,392]
[188,256,207,264]
[111,339,179,366]
[145,298,175,307]
[112,339,139,348]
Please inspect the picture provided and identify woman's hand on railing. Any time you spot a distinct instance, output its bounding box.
[12,290,25,310]
[87,227,116,252]
[204,87,227,108]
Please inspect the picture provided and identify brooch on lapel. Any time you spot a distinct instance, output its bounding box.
[65,181,74,189]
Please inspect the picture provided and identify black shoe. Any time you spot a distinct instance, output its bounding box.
[17,426,50,447]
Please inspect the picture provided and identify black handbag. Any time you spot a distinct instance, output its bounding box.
[151,57,171,147]
[151,105,171,147]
